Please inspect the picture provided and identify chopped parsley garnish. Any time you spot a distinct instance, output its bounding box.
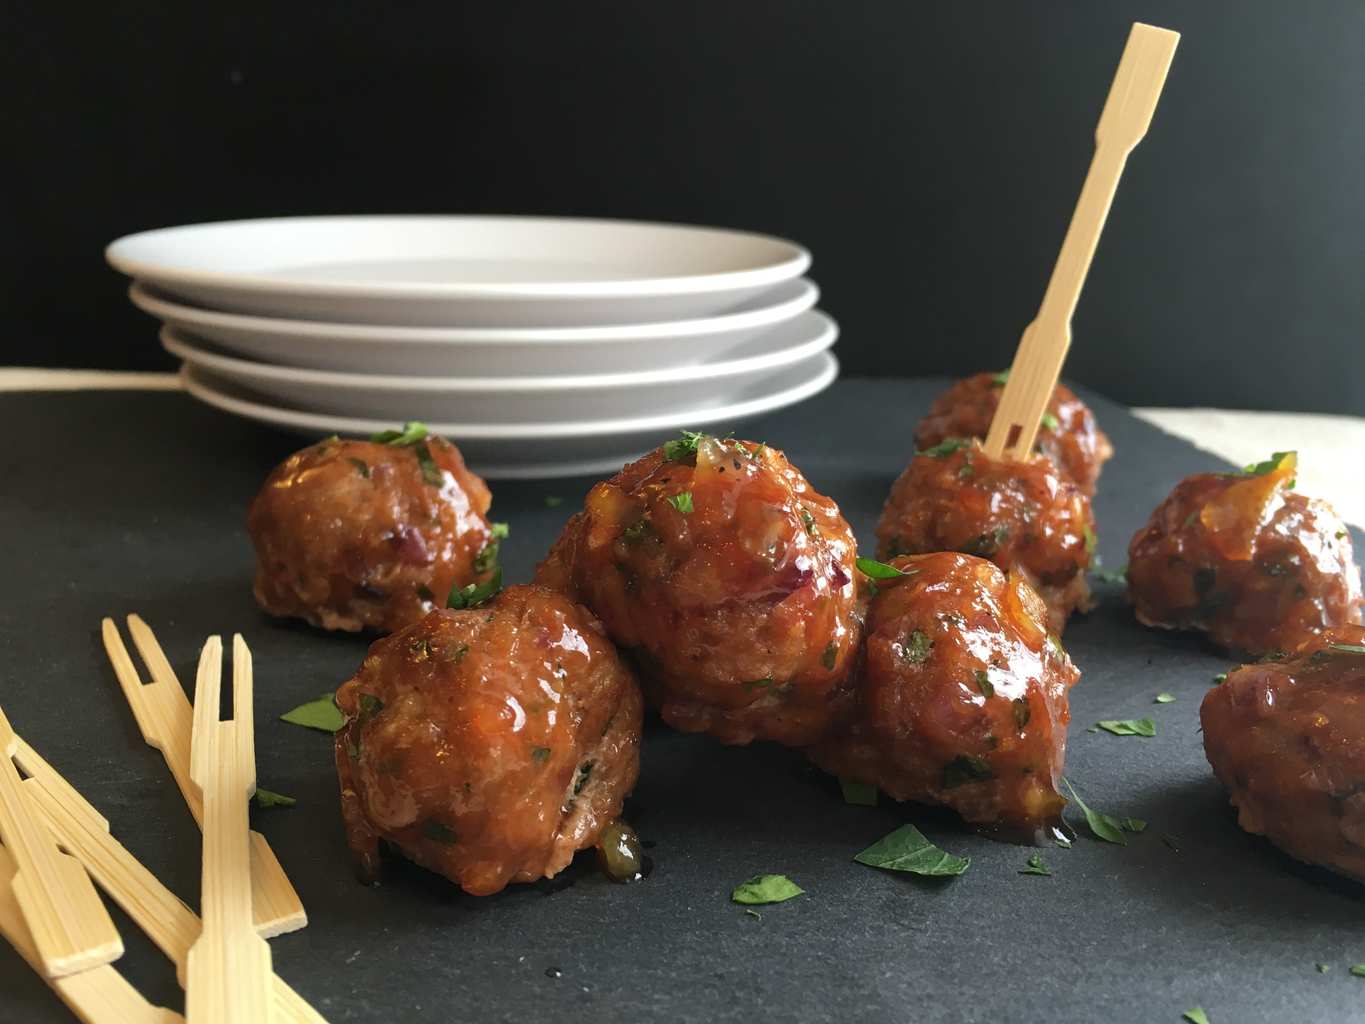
[973,669,994,698]
[1095,718,1156,737]
[1212,672,1228,685]
[280,693,345,733]
[412,441,444,487]
[800,509,817,535]
[1316,963,1331,974]
[544,495,564,508]
[839,779,878,807]
[743,676,775,691]
[422,820,458,844]
[856,557,911,580]
[942,754,993,789]
[348,457,371,478]
[358,693,384,725]
[903,630,933,664]
[731,874,804,905]
[531,746,551,763]
[854,824,970,877]
[253,788,296,809]
[957,461,975,480]
[1329,643,1365,655]
[1242,450,1296,477]
[1351,965,1365,978]
[821,643,838,671]
[1020,853,1051,876]
[663,430,706,461]
[991,369,1010,386]
[370,421,428,446]
[667,491,694,515]
[447,566,502,609]
[1062,778,1138,845]
[917,437,973,459]
[962,525,1010,557]
[444,642,470,663]
[1013,697,1031,729]
[473,522,510,574]
[1154,693,1176,704]
[1040,412,1060,431]
[1182,1009,1210,1024]
[1163,833,1181,853]
[1082,524,1097,556]
[1093,565,1128,584]
[572,761,594,796]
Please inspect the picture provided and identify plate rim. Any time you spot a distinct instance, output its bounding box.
[107,214,811,300]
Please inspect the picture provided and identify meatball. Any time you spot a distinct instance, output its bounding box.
[334,584,643,896]
[248,425,496,633]
[1201,627,1365,882]
[1127,452,1361,656]
[536,433,860,747]
[875,439,1095,633]
[915,372,1113,495]
[808,552,1079,837]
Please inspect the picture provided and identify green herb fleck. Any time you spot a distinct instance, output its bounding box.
[917,437,973,459]
[903,630,933,664]
[473,522,509,574]
[1212,672,1229,685]
[544,495,564,508]
[667,491,694,515]
[857,557,911,580]
[1351,965,1365,978]
[572,761,594,796]
[663,430,706,461]
[1020,853,1051,876]
[447,566,502,609]
[1013,697,1031,729]
[731,874,803,905]
[253,788,296,809]
[370,421,428,446]
[1329,643,1365,655]
[1154,693,1176,704]
[358,693,384,725]
[422,820,458,844]
[962,525,1010,557]
[839,779,878,807]
[743,676,775,691]
[444,642,471,663]
[821,643,838,671]
[348,457,371,478]
[1040,412,1060,432]
[1163,833,1181,853]
[991,369,1010,386]
[800,509,817,535]
[280,693,344,733]
[1093,565,1128,584]
[1095,718,1156,738]
[1062,778,1129,845]
[413,441,444,487]
[1316,963,1331,974]
[532,746,551,763]
[1082,524,1097,556]
[854,824,970,877]
[1054,833,1073,849]
[1182,1009,1210,1024]
[973,669,994,698]
[957,461,975,480]
[1242,451,1295,476]
[942,755,993,789]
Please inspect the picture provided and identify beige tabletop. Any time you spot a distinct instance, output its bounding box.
[3,367,1361,529]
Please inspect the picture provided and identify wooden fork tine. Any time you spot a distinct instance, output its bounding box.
[12,732,328,1023]
[0,845,182,1024]
[186,634,274,1024]
[105,615,307,938]
[0,703,123,978]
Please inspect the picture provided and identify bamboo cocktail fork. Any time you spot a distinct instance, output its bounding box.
[985,22,1179,461]
[0,703,122,978]
[102,614,306,937]
[185,635,274,1024]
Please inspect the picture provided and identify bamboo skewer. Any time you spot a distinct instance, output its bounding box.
[10,734,327,1024]
[102,615,306,938]
[0,846,182,1024]
[185,635,274,1024]
[984,22,1179,462]
[0,704,122,978]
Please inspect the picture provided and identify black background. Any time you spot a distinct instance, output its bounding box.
[5,1,1364,413]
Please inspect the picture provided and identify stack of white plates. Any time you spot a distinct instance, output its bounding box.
[107,215,839,478]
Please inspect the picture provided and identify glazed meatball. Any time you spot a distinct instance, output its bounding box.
[248,426,496,633]
[1201,627,1365,882]
[915,372,1113,495]
[808,552,1079,837]
[536,433,860,747]
[875,439,1095,633]
[1127,452,1361,656]
[334,584,643,896]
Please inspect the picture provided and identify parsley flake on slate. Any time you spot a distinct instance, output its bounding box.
[839,779,878,807]
[544,495,564,508]
[854,824,970,877]
[903,630,933,664]
[448,566,502,609]
[731,874,803,905]
[917,437,973,459]
[1351,965,1365,978]
[1162,833,1181,853]
[1062,778,1134,845]
[1182,1009,1210,1024]
[1093,565,1128,584]
[1020,853,1051,876]
[370,421,429,446]
[942,755,993,789]
[1095,718,1156,738]
[663,430,706,461]
[1040,412,1060,431]
[973,669,994,698]
[1329,643,1365,655]
[474,522,510,574]
[253,788,296,809]
[1154,693,1176,704]
[1316,963,1331,974]
[280,693,344,733]
[857,557,911,580]
[667,491,694,515]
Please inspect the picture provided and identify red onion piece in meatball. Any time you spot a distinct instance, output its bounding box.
[248,431,495,633]
[536,434,861,747]
[808,552,1080,838]
[334,584,643,896]
[1127,453,1361,656]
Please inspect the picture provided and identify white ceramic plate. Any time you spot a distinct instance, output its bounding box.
[181,353,839,479]
[129,278,818,375]
[161,311,837,423]
[108,215,810,326]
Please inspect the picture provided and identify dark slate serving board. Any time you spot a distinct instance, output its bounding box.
[2,379,1362,1024]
